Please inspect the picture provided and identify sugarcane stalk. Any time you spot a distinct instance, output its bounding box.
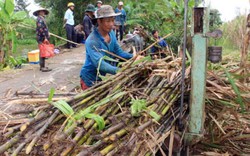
[61,128,85,156]
[129,141,143,156]
[78,102,121,145]
[20,111,48,132]
[99,121,127,139]
[4,124,22,138]
[0,134,20,154]
[100,143,117,156]
[24,119,47,138]
[54,121,77,141]
[25,110,59,154]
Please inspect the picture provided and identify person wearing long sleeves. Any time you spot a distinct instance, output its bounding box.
[80,5,133,90]
[114,1,126,41]
[151,30,169,59]
[83,4,95,39]
[33,8,52,72]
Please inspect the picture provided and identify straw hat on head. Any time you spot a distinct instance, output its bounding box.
[33,8,49,16]
[95,5,121,19]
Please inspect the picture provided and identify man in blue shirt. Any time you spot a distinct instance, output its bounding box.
[151,30,169,59]
[80,5,133,90]
[64,2,77,49]
[115,1,126,41]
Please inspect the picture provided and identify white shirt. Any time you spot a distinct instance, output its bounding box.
[64,9,75,25]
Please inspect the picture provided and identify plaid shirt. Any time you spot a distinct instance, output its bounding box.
[36,15,49,43]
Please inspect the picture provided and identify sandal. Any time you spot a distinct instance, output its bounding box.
[40,67,52,72]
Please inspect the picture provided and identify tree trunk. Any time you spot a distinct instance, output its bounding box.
[240,14,250,67]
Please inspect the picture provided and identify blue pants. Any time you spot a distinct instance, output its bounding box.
[65,24,77,48]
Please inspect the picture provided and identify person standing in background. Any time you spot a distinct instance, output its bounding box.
[64,2,77,49]
[83,4,95,39]
[34,8,52,72]
[115,1,126,41]
[96,1,102,10]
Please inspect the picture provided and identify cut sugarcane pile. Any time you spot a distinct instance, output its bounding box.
[0,57,250,156]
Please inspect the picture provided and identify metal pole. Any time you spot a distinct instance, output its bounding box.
[179,0,189,128]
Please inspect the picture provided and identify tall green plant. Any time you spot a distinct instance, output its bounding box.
[0,0,27,68]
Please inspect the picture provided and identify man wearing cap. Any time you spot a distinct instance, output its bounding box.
[83,4,95,39]
[64,2,77,49]
[115,1,126,41]
[33,8,52,72]
[96,1,102,10]
[79,5,134,90]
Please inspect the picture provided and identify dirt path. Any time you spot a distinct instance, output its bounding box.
[0,45,85,108]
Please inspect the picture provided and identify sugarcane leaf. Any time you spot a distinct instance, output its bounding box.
[52,100,74,117]
[132,56,152,66]
[85,113,105,130]
[48,88,55,103]
[130,99,147,117]
[74,91,127,120]
[224,68,245,112]
[102,55,119,62]
[148,110,161,121]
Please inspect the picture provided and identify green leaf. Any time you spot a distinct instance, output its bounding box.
[224,68,245,112]
[48,88,55,103]
[85,113,105,130]
[74,91,127,120]
[11,29,17,53]
[102,55,119,62]
[130,99,147,117]
[148,110,161,121]
[4,0,14,16]
[132,56,152,66]
[11,11,27,21]
[52,100,74,117]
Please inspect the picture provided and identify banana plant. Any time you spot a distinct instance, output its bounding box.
[0,0,27,69]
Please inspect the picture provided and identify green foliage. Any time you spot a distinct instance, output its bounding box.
[130,99,147,117]
[48,88,55,103]
[16,39,37,45]
[4,0,14,15]
[224,68,245,112]
[220,15,247,51]
[0,0,28,69]
[123,0,195,52]
[130,99,161,121]
[53,91,126,131]
[85,113,105,130]
[209,9,222,31]
[52,100,74,117]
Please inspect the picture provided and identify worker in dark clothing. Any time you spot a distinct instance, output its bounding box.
[64,2,77,49]
[151,30,169,59]
[33,8,52,72]
[114,1,126,41]
[74,24,85,43]
[83,4,95,39]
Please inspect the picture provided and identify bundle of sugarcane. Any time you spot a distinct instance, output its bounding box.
[0,56,191,156]
[192,67,250,155]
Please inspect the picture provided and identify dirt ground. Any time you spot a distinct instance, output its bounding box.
[0,45,86,111]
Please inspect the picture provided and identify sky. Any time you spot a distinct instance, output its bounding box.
[26,0,250,22]
[206,0,250,22]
